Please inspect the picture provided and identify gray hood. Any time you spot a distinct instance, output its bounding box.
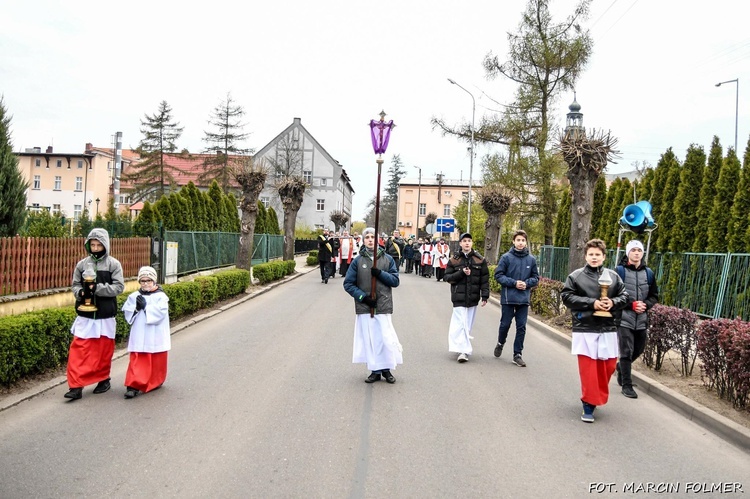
[85,228,111,256]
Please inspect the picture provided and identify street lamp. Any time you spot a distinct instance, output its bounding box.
[447,78,475,233]
[715,78,739,153]
[95,197,100,216]
[414,165,422,237]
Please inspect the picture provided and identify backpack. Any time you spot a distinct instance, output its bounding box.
[615,265,654,286]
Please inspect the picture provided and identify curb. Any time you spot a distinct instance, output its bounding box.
[0,260,319,414]
[517,306,750,454]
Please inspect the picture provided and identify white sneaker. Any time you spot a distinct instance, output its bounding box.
[457,353,469,363]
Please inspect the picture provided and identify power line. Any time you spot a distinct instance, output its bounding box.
[596,0,640,41]
[589,0,619,29]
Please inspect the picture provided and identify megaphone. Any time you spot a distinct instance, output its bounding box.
[620,201,654,234]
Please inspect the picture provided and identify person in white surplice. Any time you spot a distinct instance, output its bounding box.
[343,227,402,384]
[443,232,490,363]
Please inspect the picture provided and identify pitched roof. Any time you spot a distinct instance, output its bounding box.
[121,152,250,189]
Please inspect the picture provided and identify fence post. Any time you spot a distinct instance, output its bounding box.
[713,253,732,319]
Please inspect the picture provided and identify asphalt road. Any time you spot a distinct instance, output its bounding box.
[1,267,748,498]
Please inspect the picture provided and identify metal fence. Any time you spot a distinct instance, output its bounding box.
[537,246,750,320]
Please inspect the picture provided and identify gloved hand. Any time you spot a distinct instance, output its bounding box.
[135,295,147,311]
[362,295,378,308]
[370,267,382,277]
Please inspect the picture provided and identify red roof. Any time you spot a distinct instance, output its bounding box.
[121,152,248,190]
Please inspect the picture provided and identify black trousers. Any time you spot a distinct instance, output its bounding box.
[319,261,329,280]
[617,327,647,387]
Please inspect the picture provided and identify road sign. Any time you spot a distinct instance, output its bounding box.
[435,218,456,232]
[425,223,435,235]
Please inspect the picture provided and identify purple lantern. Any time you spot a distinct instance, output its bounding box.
[369,110,394,155]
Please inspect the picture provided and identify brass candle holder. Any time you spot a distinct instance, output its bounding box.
[592,269,613,317]
[78,264,98,312]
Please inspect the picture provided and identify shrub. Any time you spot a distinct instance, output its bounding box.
[214,269,250,299]
[719,319,750,409]
[530,277,565,318]
[696,318,732,400]
[252,260,294,284]
[162,281,202,318]
[488,265,500,293]
[643,304,698,374]
[194,276,219,308]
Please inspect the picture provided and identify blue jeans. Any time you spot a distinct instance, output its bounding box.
[497,304,529,355]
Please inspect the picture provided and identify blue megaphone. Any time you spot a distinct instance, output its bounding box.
[619,201,652,234]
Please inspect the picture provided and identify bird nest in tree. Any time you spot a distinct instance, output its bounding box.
[478,185,512,214]
[558,129,620,174]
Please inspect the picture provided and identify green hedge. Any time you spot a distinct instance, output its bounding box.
[253,260,296,284]
[0,268,251,386]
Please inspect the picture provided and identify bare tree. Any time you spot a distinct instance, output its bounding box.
[479,184,513,265]
[330,210,350,232]
[267,134,306,260]
[233,158,268,271]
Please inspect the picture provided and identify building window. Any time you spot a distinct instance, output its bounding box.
[73,205,82,221]
[119,194,131,205]
[316,199,325,211]
[56,159,62,168]
[303,170,311,184]
[54,176,62,190]
[35,158,41,167]
[77,160,83,169]
[33,175,41,189]
[320,178,327,186]
[52,204,61,213]
[108,161,112,171]
[419,203,426,216]
[260,196,270,208]
[444,204,451,216]
[75,177,83,191]
[31,203,41,211]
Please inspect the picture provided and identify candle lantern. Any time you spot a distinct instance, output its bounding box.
[592,269,613,317]
[78,263,98,312]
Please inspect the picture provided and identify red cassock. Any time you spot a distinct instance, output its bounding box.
[125,352,169,393]
[66,337,115,388]
[577,356,617,406]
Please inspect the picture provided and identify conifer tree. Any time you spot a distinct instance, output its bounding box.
[612,178,633,248]
[202,191,218,231]
[636,168,654,202]
[590,175,607,241]
[167,194,187,231]
[728,137,750,252]
[693,137,723,252]
[707,149,741,252]
[155,196,175,230]
[554,186,571,246]
[648,149,678,252]
[223,195,239,232]
[601,177,623,245]
[670,144,705,252]
[267,207,281,235]
[207,181,228,231]
[0,97,28,236]
[255,201,268,234]
[656,152,681,253]
[133,201,158,236]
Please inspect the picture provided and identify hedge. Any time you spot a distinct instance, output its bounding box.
[253,260,296,284]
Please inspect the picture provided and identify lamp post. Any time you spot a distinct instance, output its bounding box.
[95,197,100,216]
[414,165,422,238]
[448,78,475,233]
[715,78,739,153]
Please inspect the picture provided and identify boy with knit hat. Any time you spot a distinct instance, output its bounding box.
[615,239,659,399]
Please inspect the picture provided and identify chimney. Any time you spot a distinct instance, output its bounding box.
[46,146,53,153]
[85,143,93,153]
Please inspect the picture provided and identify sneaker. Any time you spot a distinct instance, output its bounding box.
[622,385,638,398]
[382,370,396,384]
[64,387,83,400]
[581,402,595,423]
[457,353,469,363]
[513,354,526,367]
[365,372,381,383]
[92,379,111,394]
[124,387,139,399]
[494,343,504,358]
[616,362,622,386]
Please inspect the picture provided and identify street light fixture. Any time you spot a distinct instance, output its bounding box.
[447,78,475,233]
[715,78,739,153]
[414,165,422,237]
[95,197,100,216]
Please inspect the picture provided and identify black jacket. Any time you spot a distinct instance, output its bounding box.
[317,235,333,262]
[444,250,490,307]
[561,265,628,333]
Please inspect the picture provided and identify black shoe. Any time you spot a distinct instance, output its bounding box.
[513,354,526,367]
[124,387,139,399]
[365,372,381,383]
[494,343,504,358]
[622,385,638,398]
[325,278,328,284]
[616,362,622,386]
[64,387,83,400]
[93,379,111,394]
[382,370,396,384]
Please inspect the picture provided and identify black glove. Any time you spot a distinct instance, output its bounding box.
[362,295,378,308]
[370,267,382,277]
[135,295,147,311]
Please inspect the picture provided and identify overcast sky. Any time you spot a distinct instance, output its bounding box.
[2,0,748,219]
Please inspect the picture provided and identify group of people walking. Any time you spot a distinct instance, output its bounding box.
[340,226,659,424]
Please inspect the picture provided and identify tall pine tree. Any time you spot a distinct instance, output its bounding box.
[728,137,750,252]
[0,97,28,236]
[693,136,723,252]
[707,148,741,252]
[670,144,705,252]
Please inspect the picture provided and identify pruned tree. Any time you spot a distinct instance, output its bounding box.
[478,184,512,264]
[0,97,28,236]
[558,128,619,270]
[330,210,350,232]
[126,101,184,201]
[266,133,306,260]
[233,157,268,270]
[200,93,254,194]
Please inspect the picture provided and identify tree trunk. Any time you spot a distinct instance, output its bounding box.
[236,197,258,271]
[484,213,503,265]
[567,170,598,272]
[282,205,298,261]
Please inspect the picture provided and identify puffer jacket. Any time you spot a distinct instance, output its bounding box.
[444,250,490,307]
[561,265,628,333]
[494,246,539,305]
[616,259,659,330]
[72,228,125,319]
[343,246,399,314]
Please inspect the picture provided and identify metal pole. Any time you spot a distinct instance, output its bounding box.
[448,78,476,233]
[414,165,421,237]
[715,78,739,153]
[371,157,384,317]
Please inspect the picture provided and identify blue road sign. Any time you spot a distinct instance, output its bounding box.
[436,218,456,232]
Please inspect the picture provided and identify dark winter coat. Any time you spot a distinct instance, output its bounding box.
[344,246,399,314]
[444,250,490,308]
[385,236,405,262]
[561,265,628,333]
[403,243,414,260]
[318,235,333,262]
[494,247,539,305]
[72,228,125,319]
[616,259,659,331]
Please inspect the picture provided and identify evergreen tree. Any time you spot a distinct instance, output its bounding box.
[670,144,705,252]
[693,136,723,252]
[266,206,281,235]
[612,178,633,249]
[76,209,93,237]
[133,201,158,237]
[0,97,28,236]
[656,151,681,252]
[600,177,623,244]
[636,168,654,202]
[155,196,175,230]
[224,195,239,232]
[707,148,741,252]
[203,191,218,231]
[380,154,407,231]
[207,181,228,231]
[20,210,67,237]
[648,149,678,252]
[255,201,268,234]
[554,186,571,246]
[126,101,184,200]
[200,93,253,193]
[728,137,750,252]
[590,175,607,240]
